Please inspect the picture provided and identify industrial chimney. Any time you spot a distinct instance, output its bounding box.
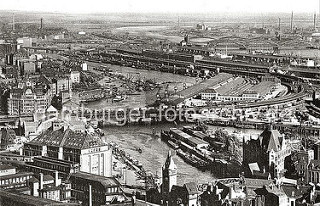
[54,171,59,187]
[290,11,294,32]
[12,14,15,31]
[314,13,317,31]
[89,184,92,206]
[39,173,44,190]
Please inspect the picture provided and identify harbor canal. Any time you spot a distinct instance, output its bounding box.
[101,123,262,185]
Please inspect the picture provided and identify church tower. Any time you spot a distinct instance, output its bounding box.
[162,150,177,203]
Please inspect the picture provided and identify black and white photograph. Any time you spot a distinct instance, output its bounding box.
[1,0,320,205]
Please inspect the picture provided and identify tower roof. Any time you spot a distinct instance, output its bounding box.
[163,151,177,170]
[258,127,283,152]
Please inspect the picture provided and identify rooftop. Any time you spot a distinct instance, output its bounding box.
[0,164,16,171]
[1,172,33,180]
[240,177,273,188]
[259,127,283,152]
[71,172,120,188]
[184,182,199,195]
[309,160,320,170]
[27,127,106,150]
[0,190,78,206]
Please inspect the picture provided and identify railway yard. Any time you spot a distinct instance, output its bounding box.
[4,10,320,206]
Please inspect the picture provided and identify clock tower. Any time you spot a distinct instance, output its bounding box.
[162,150,177,203]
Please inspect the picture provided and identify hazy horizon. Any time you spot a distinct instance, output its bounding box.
[1,0,319,14]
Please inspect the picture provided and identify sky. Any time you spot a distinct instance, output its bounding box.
[1,0,319,14]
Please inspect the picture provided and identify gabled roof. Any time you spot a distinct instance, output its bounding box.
[243,90,258,94]
[309,160,320,170]
[202,88,217,94]
[0,190,72,206]
[240,177,273,188]
[248,162,260,173]
[28,127,106,150]
[282,185,311,198]
[46,105,58,113]
[28,177,39,183]
[171,185,185,194]
[215,182,230,199]
[259,127,283,152]
[184,182,199,195]
[1,128,16,143]
[43,175,54,182]
[71,172,120,188]
[255,185,286,197]
[265,185,286,196]
[39,75,53,85]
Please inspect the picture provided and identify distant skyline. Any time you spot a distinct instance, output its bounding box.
[1,0,320,14]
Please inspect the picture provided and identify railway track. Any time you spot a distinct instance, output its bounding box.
[237,87,308,108]
[61,53,312,108]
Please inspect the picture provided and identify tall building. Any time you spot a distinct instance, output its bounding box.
[23,125,112,177]
[243,126,291,179]
[162,151,177,203]
[7,81,51,116]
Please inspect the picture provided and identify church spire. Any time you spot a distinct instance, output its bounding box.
[164,150,176,170]
[162,150,177,203]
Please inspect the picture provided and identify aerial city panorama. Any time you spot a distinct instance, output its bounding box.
[2,0,320,205]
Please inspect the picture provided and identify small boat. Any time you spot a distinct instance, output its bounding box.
[113,95,126,102]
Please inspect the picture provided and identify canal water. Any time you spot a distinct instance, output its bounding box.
[85,63,198,109]
[101,123,262,185]
[85,62,264,184]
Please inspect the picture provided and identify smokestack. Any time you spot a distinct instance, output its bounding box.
[278,18,281,31]
[89,184,92,206]
[314,13,317,31]
[54,171,59,187]
[40,18,43,30]
[39,173,44,190]
[291,11,294,32]
[12,14,15,31]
